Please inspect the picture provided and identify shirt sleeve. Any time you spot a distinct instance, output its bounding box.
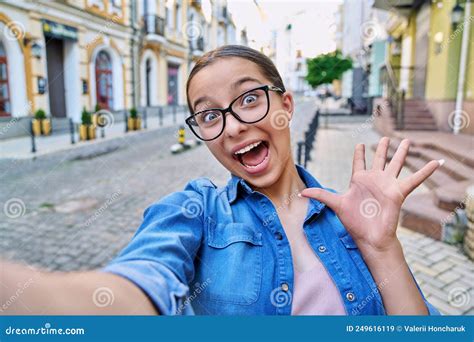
[101,186,204,315]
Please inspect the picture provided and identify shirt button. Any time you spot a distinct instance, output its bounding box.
[318,245,327,253]
[275,232,283,240]
[281,283,289,292]
[346,292,356,302]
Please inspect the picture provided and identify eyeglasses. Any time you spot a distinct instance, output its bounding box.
[185,84,285,141]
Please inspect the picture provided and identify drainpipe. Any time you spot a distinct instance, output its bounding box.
[454,0,471,134]
[130,0,137,108]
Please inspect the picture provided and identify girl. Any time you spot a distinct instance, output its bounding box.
[1,45,441,315]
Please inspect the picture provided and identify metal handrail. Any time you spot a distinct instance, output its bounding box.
[380,63,406,130]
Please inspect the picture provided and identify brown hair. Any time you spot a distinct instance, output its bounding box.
[186,45,286,113]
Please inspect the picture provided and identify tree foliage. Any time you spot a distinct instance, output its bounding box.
[305,50,352,88]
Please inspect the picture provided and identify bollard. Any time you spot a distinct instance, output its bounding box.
[144,107,148,129]
[159,106,163,126]
[124,111,128,133]
[178,125,185,145]
[30,120,36,153]
[69,118,75,144]
[297,141,304,166]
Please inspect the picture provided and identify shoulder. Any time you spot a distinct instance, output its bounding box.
[145,177,226,219]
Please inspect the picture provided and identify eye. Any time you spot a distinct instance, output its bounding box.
[202,110,221,123]
[242,94,258,106]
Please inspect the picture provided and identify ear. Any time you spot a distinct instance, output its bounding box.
[281,91,294,121]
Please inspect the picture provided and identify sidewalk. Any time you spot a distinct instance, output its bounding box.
[306,117,473,315]
[0,110,189,159]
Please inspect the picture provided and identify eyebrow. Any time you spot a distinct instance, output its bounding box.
[192,76,263,111]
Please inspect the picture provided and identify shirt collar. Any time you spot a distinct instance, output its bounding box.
[226,164,327,217]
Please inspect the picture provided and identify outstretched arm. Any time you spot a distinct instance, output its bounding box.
[1,260,158,315]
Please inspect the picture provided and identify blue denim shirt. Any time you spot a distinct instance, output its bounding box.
[102,165,440,315]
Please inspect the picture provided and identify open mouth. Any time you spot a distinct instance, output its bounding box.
[232,140,270,173]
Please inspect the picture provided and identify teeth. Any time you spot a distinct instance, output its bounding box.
[234,141,262,155]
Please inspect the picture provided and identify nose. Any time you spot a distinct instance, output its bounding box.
[223,112,248,139]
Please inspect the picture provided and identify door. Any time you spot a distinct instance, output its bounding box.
[46,37,67,117]
[0,42,11,117]
[95,51,113,110]
[167,64,179,105]
[146,58,151,106]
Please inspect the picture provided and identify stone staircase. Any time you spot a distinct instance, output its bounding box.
[400,99,438,131]
[376,138,474,240]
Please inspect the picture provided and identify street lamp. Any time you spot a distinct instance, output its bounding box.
[23,38,43,59]
[451,1,464,28]
[31,42,42,59]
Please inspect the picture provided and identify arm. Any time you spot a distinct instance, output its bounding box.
[356,240,429,315]
[301,137,442,315]
[2,182,206,316]
[1,261,158,315]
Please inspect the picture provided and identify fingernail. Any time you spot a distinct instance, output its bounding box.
[438,159,445,166]
[297,193,302,198]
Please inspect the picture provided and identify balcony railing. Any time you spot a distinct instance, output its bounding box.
[143,14,165,37]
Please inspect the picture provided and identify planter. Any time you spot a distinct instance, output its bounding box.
[92,113,98,128]
[136,117,142,130]
[79,124,96,141]
[128,117,141,131]
[32,119,41,136]
[88,125,96,139]
[41,118,51,136]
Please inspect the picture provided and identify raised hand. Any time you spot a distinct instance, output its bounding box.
[300,137,442,254]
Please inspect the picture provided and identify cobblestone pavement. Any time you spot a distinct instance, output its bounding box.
[0,97,317,272]
[306,116,474,315]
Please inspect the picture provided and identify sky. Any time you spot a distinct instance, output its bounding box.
[227,0,343,58]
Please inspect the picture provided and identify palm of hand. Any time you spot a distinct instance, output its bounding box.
[301,137,441,252]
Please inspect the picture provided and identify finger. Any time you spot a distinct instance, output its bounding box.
[386,139,410,177]
[352,143,366,176]
[299,188,341,213]
[400,159,444,197]
[372,137,390,170]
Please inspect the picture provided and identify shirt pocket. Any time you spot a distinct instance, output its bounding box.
[204,222,263,305]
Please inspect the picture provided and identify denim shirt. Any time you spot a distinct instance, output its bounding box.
[102,165,440,315]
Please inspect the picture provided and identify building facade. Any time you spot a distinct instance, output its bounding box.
[0,0,238,139]
[373,0,474,135]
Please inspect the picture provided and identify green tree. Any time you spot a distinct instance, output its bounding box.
[305,50,352,88]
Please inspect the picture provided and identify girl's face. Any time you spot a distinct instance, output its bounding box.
[187,57,295,189]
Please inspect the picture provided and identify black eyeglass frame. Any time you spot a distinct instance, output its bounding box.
[185,84,285,141]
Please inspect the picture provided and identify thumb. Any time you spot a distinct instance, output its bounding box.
[299,188,341,213]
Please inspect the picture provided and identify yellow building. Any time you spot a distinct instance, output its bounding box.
[0,0,239,139]
[0,0,133,123]
[374,0,473,135]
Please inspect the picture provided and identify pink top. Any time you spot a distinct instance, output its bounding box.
[285,224,347,315]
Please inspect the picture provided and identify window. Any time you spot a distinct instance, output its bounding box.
[175,1,181,31]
